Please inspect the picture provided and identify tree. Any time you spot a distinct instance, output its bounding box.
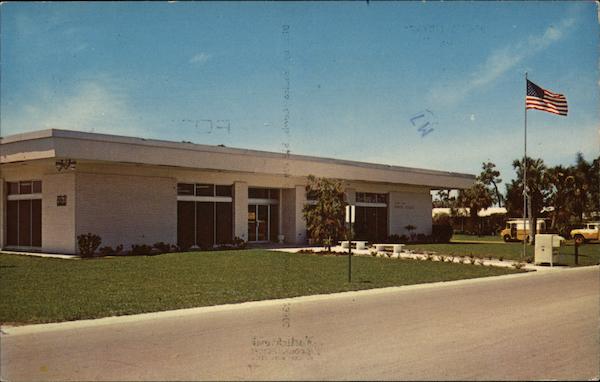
[507,156,550,244]
[545,165,576,231]
[456,182,493,235]
[302,175,347,251]
[479,162,503,207]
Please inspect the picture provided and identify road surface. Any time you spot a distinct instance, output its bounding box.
[2,267,599,380]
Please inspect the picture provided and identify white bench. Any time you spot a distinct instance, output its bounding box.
[339,241,368,250]
[373,244,405,254]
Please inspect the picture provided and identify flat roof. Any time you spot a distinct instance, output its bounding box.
[0,129,476,189]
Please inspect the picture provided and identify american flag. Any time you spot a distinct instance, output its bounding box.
[526,80,568,116]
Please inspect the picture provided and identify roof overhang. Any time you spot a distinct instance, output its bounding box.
[1,129,476,189]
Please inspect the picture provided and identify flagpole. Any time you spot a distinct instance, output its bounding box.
[522,72,528,261]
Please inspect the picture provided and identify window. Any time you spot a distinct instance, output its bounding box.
[176,183,233,249]
[216,185,232,197]
[356,192,387,204]
[6,180,42,248]
[177,183,195,196]
[249,188,279,200]
[7,180,42,195]
[195,184,214,197]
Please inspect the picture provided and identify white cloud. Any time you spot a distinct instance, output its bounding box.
[1,79,146,138]
[189,52,212,64]
[428,16,576,106]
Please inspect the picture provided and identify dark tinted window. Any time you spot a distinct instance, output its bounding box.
[7,182,19,195]
[215,185,232,197]
[249,188,269,199]
[32,181,42,193]
[177,183,195,196]
[19,181,32,195]
[195,184,214,197]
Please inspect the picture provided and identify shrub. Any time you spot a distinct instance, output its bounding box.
[98,244,123,257]
[233,237,247,249]
[386,234,403,244]
[153,242,173,254]
[130,244,153,256]
[77,233,102,258]
[513,262,525,270]
[431,224,453,243]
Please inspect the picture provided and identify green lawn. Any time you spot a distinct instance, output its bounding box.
[406,240,600,266]
[0,249,521,324]
[452,234,504,242]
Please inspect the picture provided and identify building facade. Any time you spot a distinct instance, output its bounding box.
[0,129,475,254]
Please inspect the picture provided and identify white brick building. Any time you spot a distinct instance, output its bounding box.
[0,129,474,254]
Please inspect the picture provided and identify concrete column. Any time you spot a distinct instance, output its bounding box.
[233,181,248,242]
[294,185,307,244]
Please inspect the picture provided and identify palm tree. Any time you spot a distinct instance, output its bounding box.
[479,162,503,207]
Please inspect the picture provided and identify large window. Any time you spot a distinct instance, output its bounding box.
[177,183,233,249]
[6,181,42,248]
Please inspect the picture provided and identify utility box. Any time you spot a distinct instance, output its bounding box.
[535,234,562,266]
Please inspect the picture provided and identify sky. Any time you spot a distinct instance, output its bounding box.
[1,1,598,190]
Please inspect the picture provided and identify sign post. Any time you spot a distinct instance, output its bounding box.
[345,205,355,283]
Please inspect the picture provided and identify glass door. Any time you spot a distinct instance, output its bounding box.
[248,205,257,242]
[257,205,268,241]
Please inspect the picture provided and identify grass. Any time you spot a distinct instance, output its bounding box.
[406,239,600,266]
[452,234,504,242]
[0,249,521,324]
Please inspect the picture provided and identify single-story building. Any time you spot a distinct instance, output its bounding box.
[0,129,475,254]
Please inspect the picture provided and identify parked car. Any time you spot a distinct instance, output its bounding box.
[570,222,600,245]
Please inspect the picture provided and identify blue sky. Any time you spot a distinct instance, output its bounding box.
[1,1,598,186]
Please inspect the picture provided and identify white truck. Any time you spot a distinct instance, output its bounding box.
[570,222,600,245]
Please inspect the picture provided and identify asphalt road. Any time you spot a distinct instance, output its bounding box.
[2,267,599,381]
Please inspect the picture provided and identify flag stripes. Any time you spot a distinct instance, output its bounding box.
[526,79,568,116]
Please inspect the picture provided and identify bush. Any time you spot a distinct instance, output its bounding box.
[98,244,123,257]
[431,224,453,243]
[130,244,153,256]
[77,233,102,258]
[233,236,247,249]
[153,242,174,254]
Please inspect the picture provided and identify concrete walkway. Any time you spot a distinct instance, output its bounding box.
[0,250,79,260]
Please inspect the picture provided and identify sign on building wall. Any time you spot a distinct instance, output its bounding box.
[57,195,67,206]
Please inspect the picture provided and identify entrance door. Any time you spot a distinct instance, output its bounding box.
[248,204,270,242]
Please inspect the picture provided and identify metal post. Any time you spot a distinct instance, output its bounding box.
[522,72,528,261]
[348,221,352,283]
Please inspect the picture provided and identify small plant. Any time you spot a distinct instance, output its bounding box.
[370,250,377,257]
[153,242,173,254]
[233,236,247,249]
[513,262,525,270]
[525,257,533,264]
[469,257,477,264]
[499,256,504,262]
[404,225,417,242]
[487,256,492,260]
[98,244,123,257]
[425,254,433,261]
[77,233,102,258]
[297,249,315,254]
[130,244,153,256]
[476,258,485,266]
[458,257,465,264]
[448,255,455,263]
